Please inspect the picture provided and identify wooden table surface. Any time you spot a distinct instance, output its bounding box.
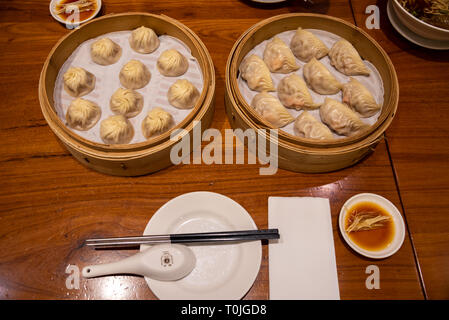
[0,0,447,300]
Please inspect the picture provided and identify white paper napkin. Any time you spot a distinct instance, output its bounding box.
[268,197,340,300]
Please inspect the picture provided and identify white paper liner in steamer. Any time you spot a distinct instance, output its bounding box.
[54,31,204,144]
[237,29,384,139]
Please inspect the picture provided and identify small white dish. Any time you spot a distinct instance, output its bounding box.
[141,191,262,300]
[339,193,405,259]
[49,0,102,27]
[387,0,449,50]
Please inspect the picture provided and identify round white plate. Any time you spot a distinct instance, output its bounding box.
[387,0,449,50]
[141,192,262,300]
[49,0,102,26]
[339,193,405,259]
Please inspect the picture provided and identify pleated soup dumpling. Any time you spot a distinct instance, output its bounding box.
[250,92,295,128]
[239,54,275,92]
[290,27,329,62]
[129,26,160,54]
[141,107,175,139]
[342,78,381,117]
[167,79,200,109]
[319,98,368,136]
[294,111,334,140]
[100,115,134,144]
[110,88,144,118]
[119,60,151,90]
[90,38,122,66]
[328,39,370,76]
[157,49,188,77]
[63,67,96,97]
[277,74,320,110]
[263,37,300,74]
[303,57,342,95]
[66,98,101,131]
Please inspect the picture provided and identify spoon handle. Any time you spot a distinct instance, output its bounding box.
[82,254,142,278]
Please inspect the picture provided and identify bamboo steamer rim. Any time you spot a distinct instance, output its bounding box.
[39,12,215,156]
[226,13,398,149]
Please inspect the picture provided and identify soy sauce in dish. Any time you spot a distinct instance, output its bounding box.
[344,201,395,251]
[55,0,97,22]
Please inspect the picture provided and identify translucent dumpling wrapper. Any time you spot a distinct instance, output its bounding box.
[239,54,275,92]
[263,37,300,74]
[141,107,175,139]
[90,38,122,66]
[294,111,334,140]
[110,88,144,118]
[290,27,329,62]
[167,79,200,109]
[277,74,321,110]
[303,57,342,95]
[66,98,101,131]
[319,98,368,136]
[342,78,381,118]
[129,26,160,54]
[119,60,151,90]
[328,39,370,76]
[250,92,295,128]
[100,115,134,144]
[63,67,96,98]
[157,49,188,77]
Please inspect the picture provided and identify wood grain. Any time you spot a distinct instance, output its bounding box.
[0,0,424,299]
[351,0,449,300]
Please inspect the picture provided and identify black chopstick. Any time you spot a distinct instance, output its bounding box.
[85,229,279,248]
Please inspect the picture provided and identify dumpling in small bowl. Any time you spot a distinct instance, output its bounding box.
[157,49,188,77]
[167,79,200,109]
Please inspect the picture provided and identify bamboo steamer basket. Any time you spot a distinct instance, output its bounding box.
[225,13,398,173]
[39,13,215,176]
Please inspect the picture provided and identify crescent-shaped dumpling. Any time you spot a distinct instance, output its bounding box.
[239,54,275,92]
[342,78,380,117]
[303,57,342,95]
[250,92,295,128]
[290,27,329,62]
[328,39,370,76]
[263,37,300,74]
[294,111,334,140]
[277,74,321,110]
[319,98,368,136]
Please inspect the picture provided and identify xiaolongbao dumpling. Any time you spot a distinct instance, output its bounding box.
[100,115,134,144]
[157,49,188,77]
[328,39,370,76]
[66,98,101,131]
[90,38,122,66]
[119,60,151,90]
[142,107,175,139]
[63,67,95,97]
[167,79,200,109]
[303,57,342,95]
[342,78,381,117]
[277,74,320,110]
[129,26,160,54]
[319,98,368,136]
[294,111,333,140]
[110,88,143,118]
[290,27,329,62]
[239,54,275,92]
[263,37,299,74]
[250,92,295,128]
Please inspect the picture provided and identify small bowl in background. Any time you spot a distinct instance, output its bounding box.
[49,0,102,27]
[392,0,449,41]
[339,193,406,259]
